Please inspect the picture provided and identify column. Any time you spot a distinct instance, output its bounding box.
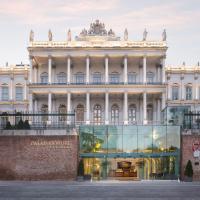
[29,56,33,83]
[124,57,128,84]
[143,92,147,124]
[105,92,109,124]
[86,92,90,124]
[157,98,161,122]
[162,57,166,84]
[157,66,161,82]
[34,99,38,113]
[67,92,71,124]
[48,93,52,123]
[24,79,27,100]
[143,56,146,84]
[195,82,199,100]
[29,93,33,112]
[162,92,166,110]
[167,84,171,100]
[123,92,128,124]
[86,56,90,84]
[105,57,109,84]
[10,76,13,100]
[34,66,37,83]
[48,56,52,84]
[67,57,71,84]
[181,82,185,100]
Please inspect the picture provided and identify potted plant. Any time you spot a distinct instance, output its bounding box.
[184,160,193,182]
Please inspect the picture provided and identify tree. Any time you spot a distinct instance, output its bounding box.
[184,160,193,177]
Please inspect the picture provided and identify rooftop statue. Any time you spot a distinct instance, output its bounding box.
[67,29,72,41]
[143,29,148,41]
[29,30,34,42]
[124,28,128,41]
[48,29,53,41]
[162,29,167,41]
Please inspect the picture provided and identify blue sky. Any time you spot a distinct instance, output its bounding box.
[0,0,199,66]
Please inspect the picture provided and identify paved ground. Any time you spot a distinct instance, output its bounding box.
[0,180,200,200]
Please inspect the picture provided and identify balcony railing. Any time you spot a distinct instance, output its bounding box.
[30,81,163,86]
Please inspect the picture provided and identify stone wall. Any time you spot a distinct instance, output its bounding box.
[181,134,200,181]
[0,134,78,180]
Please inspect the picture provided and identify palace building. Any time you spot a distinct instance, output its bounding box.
[0,20,199,181]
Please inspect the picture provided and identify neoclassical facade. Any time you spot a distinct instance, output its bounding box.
[0,20,199,126]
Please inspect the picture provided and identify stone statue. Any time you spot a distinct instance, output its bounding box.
[124,28,128,41]
[143,29,148,41]
[67,29,72,41]
[29,30,34,42]
[48,29,52,41]
[183,61,186,66]
[162,29,167,41]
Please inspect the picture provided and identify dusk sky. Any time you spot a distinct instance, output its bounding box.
[0,0,199,66]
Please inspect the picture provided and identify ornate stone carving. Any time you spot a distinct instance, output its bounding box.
[124,28,128,41]
[48,29,53,41]
[67,29,72,41]
[29,30,34,42]
[143,29,148,41]
[162,29,167,41]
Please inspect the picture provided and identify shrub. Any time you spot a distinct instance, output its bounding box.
[184,160,193,177]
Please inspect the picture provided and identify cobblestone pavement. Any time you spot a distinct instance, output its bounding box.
[0,180,200,200]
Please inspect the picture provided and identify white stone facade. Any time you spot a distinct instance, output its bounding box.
[0,20,199,125]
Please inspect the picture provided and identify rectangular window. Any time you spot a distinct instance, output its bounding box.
[110,74,120,83]
[128,74,136,83]
[16,87,23,101]
[172,86,179,100]
[186,86,192,100]
[93,74,101,84]
[2,87,9,101]
[76,74,85,84]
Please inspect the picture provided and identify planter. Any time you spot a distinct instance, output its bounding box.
[83,174,92,181]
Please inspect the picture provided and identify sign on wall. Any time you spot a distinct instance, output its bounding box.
[192,141,200,158]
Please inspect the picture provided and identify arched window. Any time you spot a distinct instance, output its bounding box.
[41,104,48,122]
[58,104,67,121]
[93,72,102,84]
[185,84,192,100]
[128,104,136,123]
[111,104,119,124]
[93,104,102,125]
[75,72,85,84]
[128,72,137,84]
[110,72,120,84]
[76,104,84,122]
[147,104,153,122]
[147,72,154,84]
[1,84,9,101]
[40,72,48,84]
[15,84,23,101]
[57,72,66,84]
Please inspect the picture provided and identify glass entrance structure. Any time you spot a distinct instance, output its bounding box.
[79,125,180,180]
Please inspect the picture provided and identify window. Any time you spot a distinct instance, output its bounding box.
[93,73,101,84]
[147,72,154,84]
[186,85,192,100]
[1,85,9,101]
[93,104,102,125]
[172,85,179,100]
[58,104,67,121]
[76,104,84,122]
[16,86,23,101]
[128,104,136,123]
[41,104,48,122]
[40,72,48,84]
[75,73,85,84]
[57,72,66,84]
[110,72,120,84]
[128,73,137,84]
[147,104,153,122]
[111,104,119,124]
